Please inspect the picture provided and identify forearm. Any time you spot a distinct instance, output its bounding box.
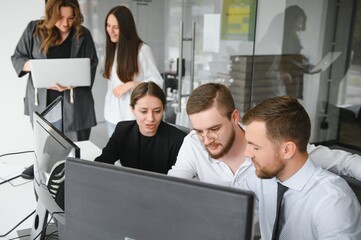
[94,137,120,165]
[167,166,196,179]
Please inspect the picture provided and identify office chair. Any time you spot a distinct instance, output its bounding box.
[341,176,361,204]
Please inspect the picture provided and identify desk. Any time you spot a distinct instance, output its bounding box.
[0,141,101,240]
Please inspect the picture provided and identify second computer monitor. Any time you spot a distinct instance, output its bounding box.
[65,158,255,240]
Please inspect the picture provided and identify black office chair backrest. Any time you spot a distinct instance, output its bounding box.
[168,123,191,134]
[341,176,361,204]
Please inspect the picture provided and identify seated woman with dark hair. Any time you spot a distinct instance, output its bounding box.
[95,81,187,174]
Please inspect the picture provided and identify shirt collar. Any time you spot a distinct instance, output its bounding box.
[236,157,253,173]
[280,158,316,191]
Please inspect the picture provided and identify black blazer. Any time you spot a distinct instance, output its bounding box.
[94,121,187,174]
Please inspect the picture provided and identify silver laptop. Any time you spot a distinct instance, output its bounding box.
[309,51,341,73]
[30,58,91,88]
[291,51,341,74]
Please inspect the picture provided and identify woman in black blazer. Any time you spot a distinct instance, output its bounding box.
[95,81,187,174]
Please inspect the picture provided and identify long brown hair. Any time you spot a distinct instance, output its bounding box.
[103,5,144,83]
[34,0,84,54]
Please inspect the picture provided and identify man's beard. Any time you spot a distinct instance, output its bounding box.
[253,152,284,179]
[205,128,236,159]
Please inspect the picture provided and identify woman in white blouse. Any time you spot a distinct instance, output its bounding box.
[102,5,163,137]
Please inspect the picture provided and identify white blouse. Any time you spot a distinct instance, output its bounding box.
[103,44,164,124]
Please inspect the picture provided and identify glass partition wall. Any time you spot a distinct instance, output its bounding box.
[80,0,361,153]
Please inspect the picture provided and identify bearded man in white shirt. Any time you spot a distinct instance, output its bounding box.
[236,95,361,239]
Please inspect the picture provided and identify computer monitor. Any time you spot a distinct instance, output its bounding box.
[30,104,80,240]
[65,158,255,240]
[21,96,64,179]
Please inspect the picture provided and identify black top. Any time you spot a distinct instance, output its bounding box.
[46,29,74,105]
[94,121,187,174]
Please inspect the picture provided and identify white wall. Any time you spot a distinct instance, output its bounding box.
[0,0,44,154]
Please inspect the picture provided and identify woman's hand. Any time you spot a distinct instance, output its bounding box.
[23,60,31,72]
[112,84,129,98]
[48,84,73,92]
[112,81,139,98]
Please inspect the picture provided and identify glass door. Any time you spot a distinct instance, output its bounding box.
[162,0,257,128]
[81,0,257,129]
[81,0,361,151]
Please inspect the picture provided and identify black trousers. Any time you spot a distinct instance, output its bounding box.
[77,128,91,141]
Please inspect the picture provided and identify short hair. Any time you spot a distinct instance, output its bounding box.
[242,96,310,152]
[130,82,166,109]
[186,83,235,119]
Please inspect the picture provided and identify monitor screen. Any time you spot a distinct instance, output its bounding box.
[65,158,255,240]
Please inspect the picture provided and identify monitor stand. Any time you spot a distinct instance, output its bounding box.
[30,202,49,240]
[21,164,34,179]
[29,202,65,240]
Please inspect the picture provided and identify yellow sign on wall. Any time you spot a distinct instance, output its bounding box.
[221,0,256,41]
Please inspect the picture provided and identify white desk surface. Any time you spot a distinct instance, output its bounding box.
[0,141,101,239]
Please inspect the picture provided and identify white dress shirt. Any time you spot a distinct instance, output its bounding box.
[167,131,254,187]
[104,44,164,124]
[234,159,361,240]
[168,125,361,183]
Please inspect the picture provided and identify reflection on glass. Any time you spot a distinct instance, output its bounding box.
[80,1,360,151]
[254,5,318,102]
